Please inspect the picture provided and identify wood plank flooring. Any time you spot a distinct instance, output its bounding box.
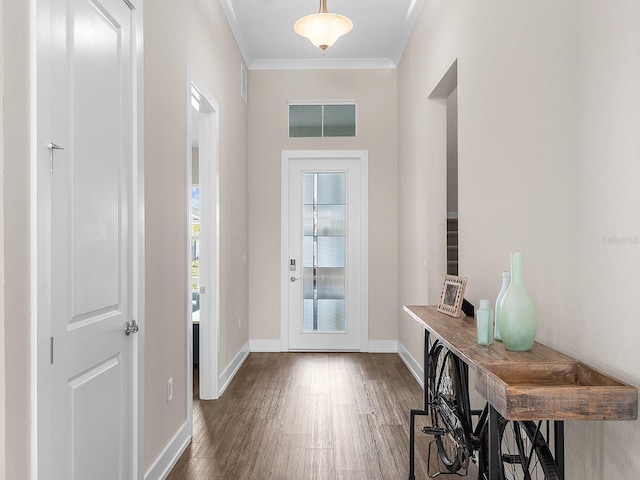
[167,352,469,479]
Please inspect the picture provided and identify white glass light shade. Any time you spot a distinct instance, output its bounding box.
[294,13,353,53]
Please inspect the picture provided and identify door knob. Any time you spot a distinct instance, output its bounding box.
[125,319,139,335]
[290,276,301,282]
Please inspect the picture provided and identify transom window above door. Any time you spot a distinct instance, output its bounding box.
[289,103,357,138]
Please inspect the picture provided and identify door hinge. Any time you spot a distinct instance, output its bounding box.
[47,142,64,173]
[50,336,54,364]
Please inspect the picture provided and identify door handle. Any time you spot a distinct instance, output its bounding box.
[290,276,301,282]
[125,319,139,335]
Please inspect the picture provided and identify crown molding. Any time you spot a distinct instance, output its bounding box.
[219,0,254,67]
[249,57,396,71]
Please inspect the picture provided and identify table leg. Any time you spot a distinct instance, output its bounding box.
[488,405,500,480]
[554,420,565,479]
[423,329,430,411]
[408,328,431,479]
[408,409,422,480]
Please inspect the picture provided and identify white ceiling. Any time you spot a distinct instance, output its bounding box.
[219,0,425,70]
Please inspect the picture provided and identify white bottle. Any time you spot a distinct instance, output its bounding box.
[476,299,493,345]
[494,271,511,341]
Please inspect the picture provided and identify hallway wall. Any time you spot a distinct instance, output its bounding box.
[1,3,5,476]
[1,0,31,478]
[144,0,249,472]
[248,69,398,349]
[397,1,640,478]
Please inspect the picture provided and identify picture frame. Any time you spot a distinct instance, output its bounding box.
[437,275,468,317]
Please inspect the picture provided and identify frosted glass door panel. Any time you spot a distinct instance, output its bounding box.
[317,237,345,267]
[303,300,345,331]
[317,205,345,236]
[317,173,346,204]
[302,172,346,333]
[317,268,345,299]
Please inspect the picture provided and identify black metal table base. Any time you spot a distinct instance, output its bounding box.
[407,327,565,480]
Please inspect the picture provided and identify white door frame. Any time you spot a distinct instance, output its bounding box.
[31,0,145,478]
[186,66,220,408]
[280,150,369,352]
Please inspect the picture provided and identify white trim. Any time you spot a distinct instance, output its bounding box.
[143,420,191,480]
[288,99,357,106]
[359,159,369,352]
[251,338,398,354]
[218,0,252,66]
[280,156,289,352]
[186,65,221,406]
[368,340,398,353]
[280,150,369,352]
[250,58,396,71]
[33,1,55,476]
[30,1,44,478]
[392,0,426,64]
[218,341,251,395]
[398,342,424,388]
[132,3,146,478]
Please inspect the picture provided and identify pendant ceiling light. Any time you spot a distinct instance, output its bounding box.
[294,0,353,55]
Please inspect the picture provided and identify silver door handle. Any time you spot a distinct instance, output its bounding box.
[125,319,139,335]
[290,276,301,282]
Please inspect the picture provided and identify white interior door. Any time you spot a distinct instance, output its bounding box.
[282,151,368,351]
[38,0,139,478]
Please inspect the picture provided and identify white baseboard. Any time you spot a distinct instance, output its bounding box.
[144,419,191,480]
[398,341,424,388]
[219,340,250,395]
[249,338,399,353]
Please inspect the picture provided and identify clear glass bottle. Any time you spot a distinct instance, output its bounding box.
[494,271,511,342]
[476,299,493,345]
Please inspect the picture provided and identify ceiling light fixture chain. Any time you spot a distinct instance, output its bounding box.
[294,0,353,55]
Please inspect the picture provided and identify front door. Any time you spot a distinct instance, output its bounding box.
[282,151,368,351]
[37,0,141,478]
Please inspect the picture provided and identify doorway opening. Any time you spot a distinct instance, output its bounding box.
[426,60,458,300]
[186,70,220,419]
[446,88,458,275]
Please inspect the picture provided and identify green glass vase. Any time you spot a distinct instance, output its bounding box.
[497,252,537,351]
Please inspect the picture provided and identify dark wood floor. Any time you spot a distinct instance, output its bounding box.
[167,352,466,479]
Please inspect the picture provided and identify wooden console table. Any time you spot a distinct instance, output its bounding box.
[404,305,638,479]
